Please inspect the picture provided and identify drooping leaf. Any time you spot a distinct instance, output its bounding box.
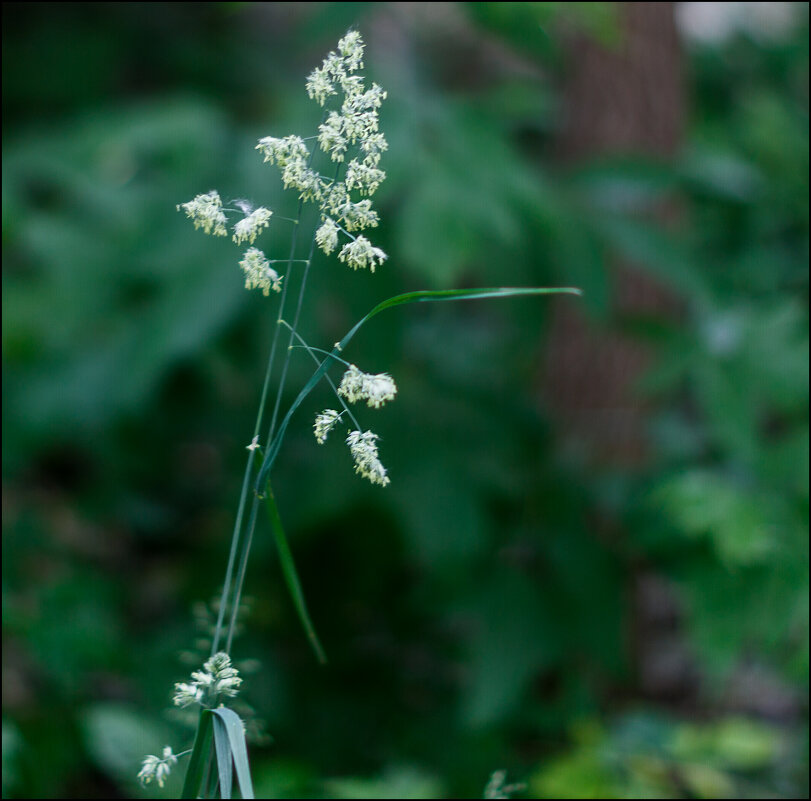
[255,286,580,490]
[212,713,233,799]
[182,709,213,800]
[264,481,327,664]
[210,707,254,800]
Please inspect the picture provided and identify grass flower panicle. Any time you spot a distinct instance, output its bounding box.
[338,235,387,272]
[340,199,379,232]
[344,160,386,196]
[306,30,365,106]
[346,429,390,486]
[360,372,397,408]
[161,27,578,796]
[138,747,178,789]
[315,217,340,255]
[360,132,388,167]
[255,134,309,168]
[172,652,242,710]
[177,191,228,236]
[484,770,527,799]
[232,207,273,245]
[313,409,341,444]
[172,682,204,708]
[336,364,365,404]
[318,112,350,162]
[337,29,364,70]
[239,247,283,295]
[337,364,397,408]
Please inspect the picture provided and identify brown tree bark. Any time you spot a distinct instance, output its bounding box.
[544,2,684,467]
[546,2,697,705]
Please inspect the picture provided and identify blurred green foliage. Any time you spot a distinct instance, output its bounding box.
[2,3,808,799]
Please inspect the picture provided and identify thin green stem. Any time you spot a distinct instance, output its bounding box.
[334,221,356,241]
[209,328,277,655]
[210,192,307,655]
[224,497,260,653]
[288,344,350,365]
[279,322,362,431]
[223,163,340,652]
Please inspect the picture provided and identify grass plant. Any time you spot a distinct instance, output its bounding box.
[139,30,580,798]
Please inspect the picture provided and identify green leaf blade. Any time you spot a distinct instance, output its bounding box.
[265,481,327,665]
[212,713,233,799]
[181,709,214,800]
[210,707,255,800]
[255,286,580,489]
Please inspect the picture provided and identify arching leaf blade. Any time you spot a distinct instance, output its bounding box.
[212,713,233,799]
[264,481,327,664]
[210,707,254,800]
[255,286,580,489]
[181,709,213,799]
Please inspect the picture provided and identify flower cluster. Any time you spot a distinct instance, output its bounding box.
[484,770,527,800]
[138,747,177,789]
[315,362,396,485]
[233,207,273,245]
[177,193,278,294]
[337,365,397,408]
[172,651,242,709]
[258,30,388,273]
[314,409,342,444]
[177,191,228,236]
[337,235,387,273]
[239,247,283,295]
[346,430,390,487]
[314,217,340,255]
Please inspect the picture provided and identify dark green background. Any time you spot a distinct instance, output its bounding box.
[2,3,808,798]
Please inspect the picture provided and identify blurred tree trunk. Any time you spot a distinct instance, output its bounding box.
[546,2,696,703]
[544,1,684,467]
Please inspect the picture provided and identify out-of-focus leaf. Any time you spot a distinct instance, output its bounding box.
[652,470,774,566]
[595,213,710,302]
[680,148,763,202]
[670,718,781,770]
[2,719,22,797]
[462,569,563,727]
[390,460,487,567]
[81,703,179,796]
[324,765,443,800]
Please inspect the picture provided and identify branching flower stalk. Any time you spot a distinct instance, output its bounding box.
[143,29,580,798]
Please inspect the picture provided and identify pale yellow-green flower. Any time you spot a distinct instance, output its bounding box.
[315,218,340,256]
[173,652,242,709]
[338,365,397,408]
[138,746,178,789]
[346,429,390,486]
[232,207,273,245]
[314,409,341,444]
[239,247,283,295]
[177,191,228,236]
[338,236,387,272]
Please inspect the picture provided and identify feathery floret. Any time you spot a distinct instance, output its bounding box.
[138,747,177,789]
[346,430,390,486]
[315,218,340,255]
[239,248,282,295]
[177,191,228,236]
[232,207,273,245]
[173,652,242,709]
[314,409,342,444]
[338,365,397,407]
[338,236,387,272]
